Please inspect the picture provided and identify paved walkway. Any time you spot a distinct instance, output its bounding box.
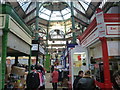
[45,73,63,90]
[45,73,52,89]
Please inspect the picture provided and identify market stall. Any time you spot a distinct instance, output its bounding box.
[0,4,32,89]
[70,45,88,89]
[78,8,120,89]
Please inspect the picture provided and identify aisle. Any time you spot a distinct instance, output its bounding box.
[45,73,52,89]
[45,73,63,90]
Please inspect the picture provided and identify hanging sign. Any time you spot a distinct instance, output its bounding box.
[96,8,106,37]
[31,44,38,51]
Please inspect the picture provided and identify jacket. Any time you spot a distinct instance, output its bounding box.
[76,75,95,90]
[73,76,82,90]
[52,70,59,83]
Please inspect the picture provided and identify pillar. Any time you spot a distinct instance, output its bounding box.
[99,37,112,89]
[70,2,76,44]
[1,15,9,89]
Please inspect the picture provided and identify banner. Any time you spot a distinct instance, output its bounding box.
[96,8,106,37]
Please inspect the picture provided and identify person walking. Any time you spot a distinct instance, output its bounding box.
[73,70,83,90]
[76,70,95,90]
[51,68,59,90]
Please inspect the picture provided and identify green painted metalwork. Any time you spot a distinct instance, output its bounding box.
[0,32,2,90]
[60,11,67,36]
[35,2,39,40]
[1,14,9,89]
[28,47,31,73]
[0,4,32,36]
[0,4,33,89]
[45,54,50,72]
[70,2,76,44]
[44,11,53,71]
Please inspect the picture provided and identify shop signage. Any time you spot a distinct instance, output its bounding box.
[96,9,106,37]
[39,45,45,54]
[81,28,99,47]
[106,25,120,35]
[31,44,38,51]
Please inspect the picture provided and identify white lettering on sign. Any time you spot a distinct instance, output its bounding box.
[81,28,99,47]
[107,26,120,35]
[96,11,106,37]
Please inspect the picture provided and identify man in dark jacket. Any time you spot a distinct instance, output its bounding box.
[76,70,95,90]
[73,70,83,90]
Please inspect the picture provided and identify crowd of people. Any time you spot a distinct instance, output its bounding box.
[25,64,120,90]
[73,70,95,90]
[73,70,120,90]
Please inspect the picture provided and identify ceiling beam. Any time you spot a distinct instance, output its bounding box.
[74,16,89,27]
[73,6,89,19]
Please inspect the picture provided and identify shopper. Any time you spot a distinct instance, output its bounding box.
[73,70,83,90]
[113,70,120,90]
[76,70,95,90]
[26,65,40,90]
[51,65,54,73]
[51,68,59,90]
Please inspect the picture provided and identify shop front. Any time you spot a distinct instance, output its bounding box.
[78,8,120,89]
[70,45,88,89]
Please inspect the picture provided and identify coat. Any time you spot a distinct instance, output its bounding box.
[52,70,59,83]
[73,76,82,90]
[76,75,95,90]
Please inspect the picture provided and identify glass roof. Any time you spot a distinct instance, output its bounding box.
[18,0,92,21]
[16,0,100,53]
[39,5,71,21]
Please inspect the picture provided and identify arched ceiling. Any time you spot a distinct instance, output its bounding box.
[4,0,116,54]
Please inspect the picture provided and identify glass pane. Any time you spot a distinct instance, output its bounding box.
[63,13,71,20]
[40,8,51,15]
[50,11,63,21]
[61,8,70,15]
[18,2,31,11]
[39,13,50,20]
[78,0,91,11]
